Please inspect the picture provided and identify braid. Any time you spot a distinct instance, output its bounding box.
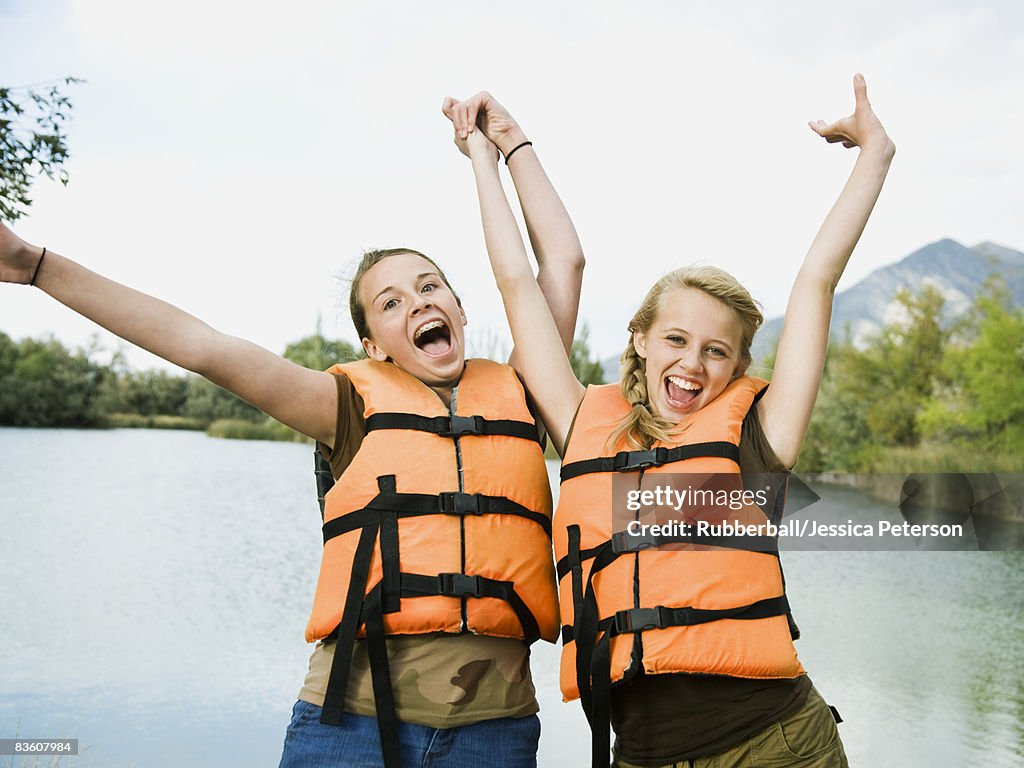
[607,334,675,451]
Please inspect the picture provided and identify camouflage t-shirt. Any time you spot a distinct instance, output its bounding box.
[296,370,539,728]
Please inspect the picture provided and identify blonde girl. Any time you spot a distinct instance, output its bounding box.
[451,74,894,767]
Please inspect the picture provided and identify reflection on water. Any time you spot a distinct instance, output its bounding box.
[1,429,1022,767]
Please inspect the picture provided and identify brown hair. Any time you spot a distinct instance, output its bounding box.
[349,248,460,341]
[609,265,763,450]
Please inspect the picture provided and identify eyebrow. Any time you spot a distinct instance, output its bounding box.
[663,326,735,352]
[371,272,441,306]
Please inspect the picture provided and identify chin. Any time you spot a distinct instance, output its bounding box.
[420,355,463,382]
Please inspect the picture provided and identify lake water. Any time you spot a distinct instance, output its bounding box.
[1,428,1022,767]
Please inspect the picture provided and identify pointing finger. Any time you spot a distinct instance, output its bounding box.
[853,73,870,109]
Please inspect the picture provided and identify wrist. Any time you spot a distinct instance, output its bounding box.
[860,135,896,163]
[470,146,500,172]
[496,125,528,158]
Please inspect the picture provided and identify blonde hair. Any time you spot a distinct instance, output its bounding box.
[609,266,763,450]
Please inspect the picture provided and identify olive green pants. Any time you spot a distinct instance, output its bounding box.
[613,686,849,768]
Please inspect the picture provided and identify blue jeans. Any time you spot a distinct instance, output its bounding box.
[278,700,541,768]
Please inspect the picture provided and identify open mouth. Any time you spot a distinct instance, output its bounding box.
[665,375,702,409]
[413,319,453,357]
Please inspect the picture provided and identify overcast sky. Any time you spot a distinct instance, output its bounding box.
[2,0,1022,369]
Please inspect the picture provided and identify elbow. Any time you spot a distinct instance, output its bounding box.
[183,327,224,378]
[551,246,586,280]
[537,248,585,287]
[495,269,537,297]
[566,248,586,275]
[796,265,841,298]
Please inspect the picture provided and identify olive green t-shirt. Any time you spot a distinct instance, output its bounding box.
[296,371,539,728]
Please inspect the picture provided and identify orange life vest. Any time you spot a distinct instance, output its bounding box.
[554,377,803,766]
[309,358,558,762]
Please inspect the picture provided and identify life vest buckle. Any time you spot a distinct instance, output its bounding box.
[438,492,483,515]
[612,447,668,472]
[611,530,661,553]
[443,415,485,437]
[614,606,667,634]
[437,572,483,597]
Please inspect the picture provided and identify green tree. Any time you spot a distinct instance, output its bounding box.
[111,370,191,416]
[1,77,81,220]
[569,324,605,386]
[283,332,361,371]
[831,286,947,447]
[0,334,109,427]
[797,286,949,471]
[797,340,875,472]
[181,377,263,423]
[920,278,1024,451]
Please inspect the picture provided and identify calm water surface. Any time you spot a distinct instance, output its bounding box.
[1,428,1021,766]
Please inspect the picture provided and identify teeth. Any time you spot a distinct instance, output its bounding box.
[668,375,701,391]
[414,319,446,340]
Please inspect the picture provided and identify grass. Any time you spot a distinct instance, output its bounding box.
[104,413,207,431]
[859,443,1024,474]
[102,412,311,443]
[206,419,310,443]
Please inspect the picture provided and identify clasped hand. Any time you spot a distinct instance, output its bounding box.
[442,91,526,164]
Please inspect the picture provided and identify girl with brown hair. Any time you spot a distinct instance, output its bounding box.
[1,93,583,768]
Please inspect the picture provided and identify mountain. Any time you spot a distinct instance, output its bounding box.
[599,239,1024,382]
[751,239,1024,363]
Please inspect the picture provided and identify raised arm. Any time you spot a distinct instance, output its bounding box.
[759,74,896,468]
[443,92,585,358]
[459,129,584,453]
[1,224,338,446]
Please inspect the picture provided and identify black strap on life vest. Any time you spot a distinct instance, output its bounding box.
[400,572,540,643]
[322,489,551,541]
[366,412,541,443]
[770,474,802,641]
[555,530,779,584]
[608,527,780,555]
[563,535,792,768]
[314,398,545,766]
[560,441,740,483]
[320,522,379,726]
[314,447,335,521]
[319,475,545,767]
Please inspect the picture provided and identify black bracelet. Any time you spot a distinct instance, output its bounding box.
[30,247,47,286]
[504,140,533,165]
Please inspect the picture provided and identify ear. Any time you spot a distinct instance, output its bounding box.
[362,337,389,362]
[632,331,648,360]
[732,359,750,380]
[459,304,468,327]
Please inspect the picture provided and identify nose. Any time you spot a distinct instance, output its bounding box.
[410,293,433,314]
[678,346,703,374]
